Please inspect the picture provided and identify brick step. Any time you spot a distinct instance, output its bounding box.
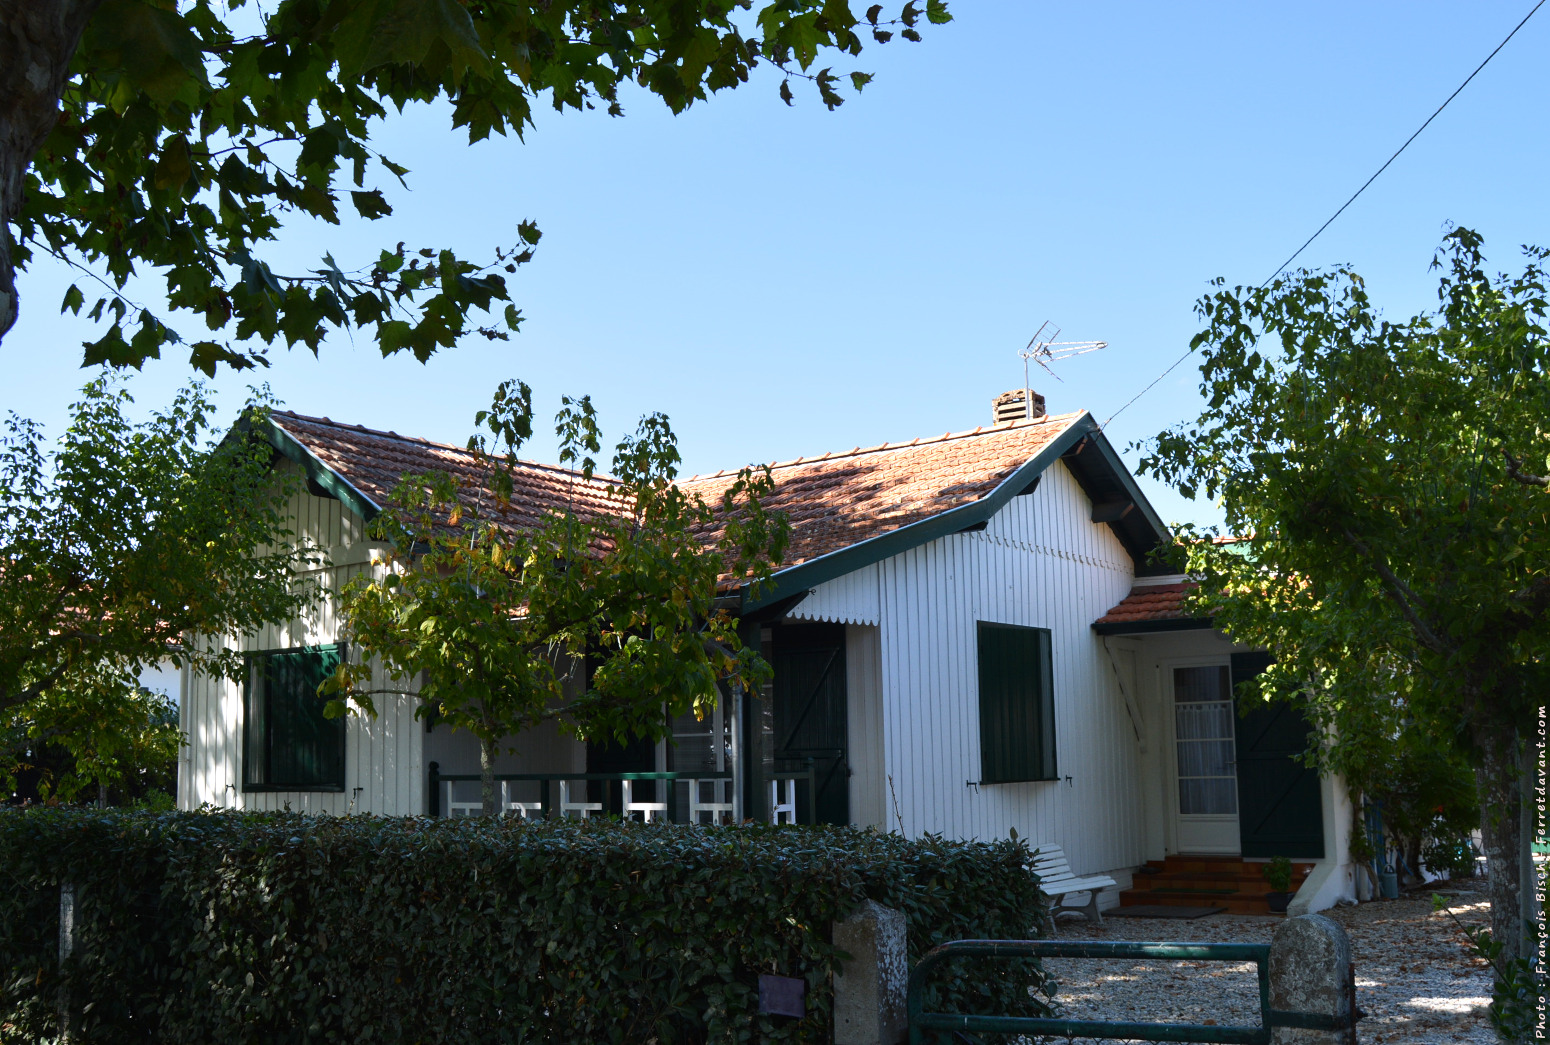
[1138,879,1280,896]
[1138,860,1313,882]
[1137,874,1310,894]
[1117,888,1289,916]
[1119,854,1312,915]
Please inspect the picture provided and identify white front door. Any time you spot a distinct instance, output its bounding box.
[1170,664,1241,854]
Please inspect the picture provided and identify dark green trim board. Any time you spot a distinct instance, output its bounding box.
[260,418,381,522]
[742,413,1172,614]
[1092,617,1214,636]
[977,621,1057,784]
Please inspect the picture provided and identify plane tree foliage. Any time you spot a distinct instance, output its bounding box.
[0,379,320,800]
[0,0,951,373]
[325,381,790,815]
[2,671,181,806]
[1140,228,1550,961]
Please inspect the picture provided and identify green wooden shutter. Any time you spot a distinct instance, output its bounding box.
[1232,652,1325,858]
[243,644,346,791]
[978,622,1056,783]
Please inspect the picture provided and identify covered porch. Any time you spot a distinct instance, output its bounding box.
[1094,579,1357,913]
[420,619,841,825]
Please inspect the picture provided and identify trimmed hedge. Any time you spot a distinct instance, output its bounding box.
[0,811,1053,1043]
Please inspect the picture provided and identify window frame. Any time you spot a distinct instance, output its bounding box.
[241,643,348,793]
[976,621,1058,784]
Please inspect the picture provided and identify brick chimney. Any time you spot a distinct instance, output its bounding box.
[992,388,1045,424]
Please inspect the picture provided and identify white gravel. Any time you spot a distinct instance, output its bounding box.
[1038,883,1497,1043]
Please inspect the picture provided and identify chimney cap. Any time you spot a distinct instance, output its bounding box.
[993,388,1046,425]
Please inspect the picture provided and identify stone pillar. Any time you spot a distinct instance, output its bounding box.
[832,900,907,1045]
[1268,914,1356,1045]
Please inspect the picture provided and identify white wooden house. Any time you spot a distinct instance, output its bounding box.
[178,391,1355,914]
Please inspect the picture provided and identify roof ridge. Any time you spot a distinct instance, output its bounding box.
[753,411,1085,474]
[271,410,615,486]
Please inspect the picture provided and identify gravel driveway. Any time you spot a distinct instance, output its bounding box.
[1039,883,1496,1043]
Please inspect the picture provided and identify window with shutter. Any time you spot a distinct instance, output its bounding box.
[242,644,346,792]
[977,622,1057,783]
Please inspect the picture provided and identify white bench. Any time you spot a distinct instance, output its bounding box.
[1030,843,1117,928]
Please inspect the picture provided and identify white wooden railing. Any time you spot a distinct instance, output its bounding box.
[430,765,812,824]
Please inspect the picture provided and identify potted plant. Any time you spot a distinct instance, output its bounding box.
[1262,856,1295,913]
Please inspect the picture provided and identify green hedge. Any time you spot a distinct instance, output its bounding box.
[0,811,1053,1043]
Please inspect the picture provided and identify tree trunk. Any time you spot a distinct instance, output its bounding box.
[480,736,497,817]
[0,0,103,343]
[1474,725,1523,965]
[96,779,107,808]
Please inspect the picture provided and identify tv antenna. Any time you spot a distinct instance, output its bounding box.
[1012,322,1107,420]
[1021,322,1108,384]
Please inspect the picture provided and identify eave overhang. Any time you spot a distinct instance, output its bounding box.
[1091,616,1214,636]
[255,417,381,523]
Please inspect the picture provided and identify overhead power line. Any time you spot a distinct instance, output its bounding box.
[1102,0,1547,431]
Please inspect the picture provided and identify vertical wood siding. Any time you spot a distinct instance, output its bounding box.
[180,470,423,816]
[873,461,1143,877]
[788,563,882,625]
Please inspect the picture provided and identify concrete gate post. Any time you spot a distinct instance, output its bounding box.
[832,900,907,1045]
[1268,913,1357,1045]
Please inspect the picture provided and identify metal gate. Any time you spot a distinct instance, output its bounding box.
[907,939,1357,1044]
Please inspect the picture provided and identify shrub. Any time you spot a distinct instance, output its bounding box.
[1260,856,1293,893]
[1421,838,1477,880]
[0,810,1052,1043]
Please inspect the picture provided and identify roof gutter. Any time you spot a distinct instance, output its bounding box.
[1091,616,1213,636]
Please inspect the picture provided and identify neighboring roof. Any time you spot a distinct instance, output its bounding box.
[256,407,1174,614]
[264,412,621,532]
[1092,582,1212,635]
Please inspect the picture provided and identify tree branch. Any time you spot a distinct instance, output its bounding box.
[1339,525,1452,655]
[1502,450,1549,488]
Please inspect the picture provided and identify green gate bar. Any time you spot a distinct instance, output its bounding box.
[907,939,1274,1045]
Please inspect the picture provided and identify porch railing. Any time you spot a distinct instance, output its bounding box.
[428,763,815,825]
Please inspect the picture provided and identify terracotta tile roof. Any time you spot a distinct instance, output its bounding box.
[1095,582,1200,625]
[271,410,1089,575]
[270,412,623,532]
[679,412,1085,567]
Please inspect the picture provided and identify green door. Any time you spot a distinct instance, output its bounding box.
[771,622,849,826]
[1232,652,1325,858]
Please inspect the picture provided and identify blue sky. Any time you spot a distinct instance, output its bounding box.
[6,0,1548,527]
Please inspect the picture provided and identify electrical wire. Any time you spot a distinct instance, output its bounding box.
[1101,0,1547,431]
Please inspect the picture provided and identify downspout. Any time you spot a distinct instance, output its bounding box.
[1101,636,1146,752]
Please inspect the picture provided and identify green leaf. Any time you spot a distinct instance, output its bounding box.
[334,0,491,79]
[300,123,347,176]
[60,285,84,316]
[351,190,394,220]
[153,135,192,191]
[82,0,209,107]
